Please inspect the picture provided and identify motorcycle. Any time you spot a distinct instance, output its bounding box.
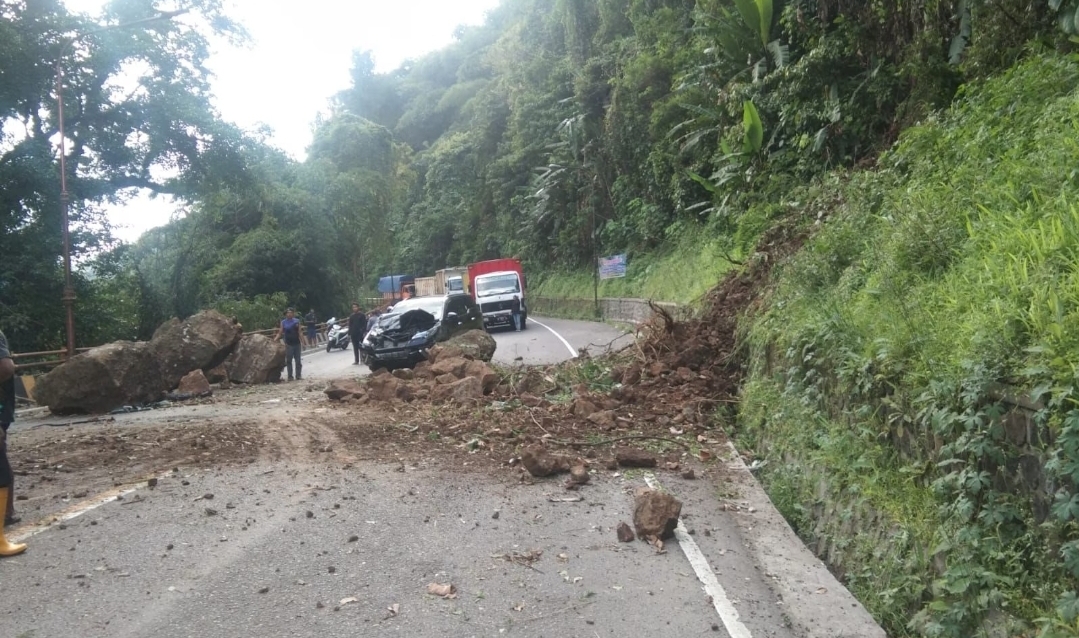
[325,318,351,352]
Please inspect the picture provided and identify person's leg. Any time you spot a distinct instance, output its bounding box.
[0,428,25,556]
[295,345,302,380]
[1,423,14,525]
[513,312,521,331]
[286,345,295,380]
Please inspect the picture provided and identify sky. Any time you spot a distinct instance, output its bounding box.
[62,0,503,241]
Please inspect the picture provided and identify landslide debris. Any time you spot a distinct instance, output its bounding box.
[321,225,801,473]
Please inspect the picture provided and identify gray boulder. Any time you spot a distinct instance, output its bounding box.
[34,341,167,414]
[227,334,285,384]
[150,310,243,389]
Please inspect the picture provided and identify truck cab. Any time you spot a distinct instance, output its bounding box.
[472,269,526,330]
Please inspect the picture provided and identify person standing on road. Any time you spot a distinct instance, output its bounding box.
[511,295,522,332]
[275,308,303,381]
[348,303,367,366]
[0,329,27,556]
[304,308,318,348]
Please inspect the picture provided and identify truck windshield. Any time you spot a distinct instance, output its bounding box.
[475,274,520,297]
[447,277,463,292]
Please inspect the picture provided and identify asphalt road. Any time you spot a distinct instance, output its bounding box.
[300,315,635,380]
[1,461,798,638]
[1,315,886,638]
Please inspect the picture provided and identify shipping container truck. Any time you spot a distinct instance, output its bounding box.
[414,276,439,297]
[467,258,527,330]
[377,275,415,301]
[435,267,467,295]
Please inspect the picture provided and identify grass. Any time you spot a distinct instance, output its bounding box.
[532,228,740,305]
[738,53,1079,636]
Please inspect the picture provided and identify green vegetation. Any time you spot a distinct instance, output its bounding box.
[6,2,1079,635]
[533,228,739,304]
[740,54,1079,636]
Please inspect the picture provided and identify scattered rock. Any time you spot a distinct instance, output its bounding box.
[569,465,590,485]
[430,357,469,378]
[325,379,367,401]
[426,582,457,599]
[616,521,636,542]
[520,445,572,477]
[435,373,458,385]
[366,375,412,402]
[616,448,658,468]
[431,376,483,403]
[175,369,212,397]
[633,489,683,540]
[681,469,696,480]
[519,393,544,408]
[205,363,229,384]
[432,329,497,362]
[587,410,616,429]
[464,360,501,394]
[571,397,599,418]
[392,368,415,381]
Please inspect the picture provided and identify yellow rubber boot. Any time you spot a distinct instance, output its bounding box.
[0,488,26,557]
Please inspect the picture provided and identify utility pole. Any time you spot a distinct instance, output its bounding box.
[54,11,187,357]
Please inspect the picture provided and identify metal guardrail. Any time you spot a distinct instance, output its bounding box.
[8,321,337,373]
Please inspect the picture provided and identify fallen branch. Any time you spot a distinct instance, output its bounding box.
[547,434,691,450]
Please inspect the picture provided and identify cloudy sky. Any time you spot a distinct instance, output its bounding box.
[63,0,503,241]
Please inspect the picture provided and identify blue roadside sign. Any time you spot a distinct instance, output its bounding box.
[598,254,627,280]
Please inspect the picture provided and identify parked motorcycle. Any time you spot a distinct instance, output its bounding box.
[325,318,351,352]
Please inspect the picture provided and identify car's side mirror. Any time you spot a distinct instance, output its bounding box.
[446,311,459,323]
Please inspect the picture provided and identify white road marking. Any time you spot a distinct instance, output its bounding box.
[528,317,578,358]
[9,470,172,543]
[645,474,754,638]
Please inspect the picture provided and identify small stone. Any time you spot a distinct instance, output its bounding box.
[203,493,214,500]
[348,535,359,543]
[328,566,336,574]
[205,508,218,516]
[306,511,314,519]
[616,521,636,543]
[258,587,269,594]
[147,478,158,488]
[681,469,696,480]
[166,544,174,551]
[492,511,500,520]
[316,601,325,609]
[181,480,190,486]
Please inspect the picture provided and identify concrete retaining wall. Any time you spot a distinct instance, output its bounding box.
[529,296,689,324]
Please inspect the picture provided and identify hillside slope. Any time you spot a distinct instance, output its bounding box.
[737,53,1079,637]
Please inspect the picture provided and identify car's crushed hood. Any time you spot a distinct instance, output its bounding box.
[369,309,438,345]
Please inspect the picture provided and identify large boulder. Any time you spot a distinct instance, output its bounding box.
[226,334,285,384]
[151,310,243,389]
[429,329,497,363]
[34,341,167,414]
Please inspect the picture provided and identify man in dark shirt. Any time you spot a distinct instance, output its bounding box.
[275,308,303,381]
[0,329,26,556]
[348,303,367,365]
[511,295,522,331]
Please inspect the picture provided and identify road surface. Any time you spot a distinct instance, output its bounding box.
[302,315,635,380]
[0,315,885,638]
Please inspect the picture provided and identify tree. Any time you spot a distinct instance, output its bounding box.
[0,0,247,351]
